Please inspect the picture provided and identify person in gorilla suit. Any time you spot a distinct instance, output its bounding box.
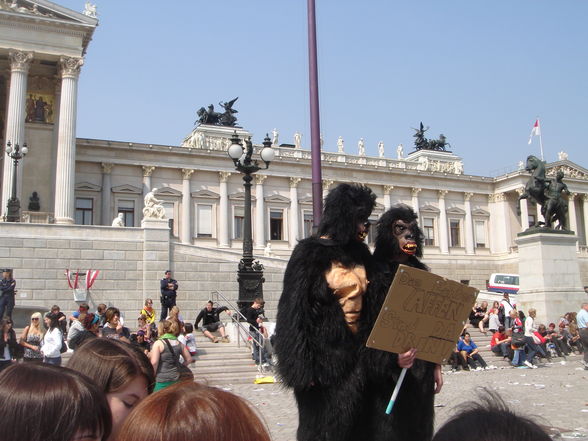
[362,203,443,441]
[274,183,376,441]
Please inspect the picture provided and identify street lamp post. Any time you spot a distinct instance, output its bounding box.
[228,132,275,309]
[5,141,28,222]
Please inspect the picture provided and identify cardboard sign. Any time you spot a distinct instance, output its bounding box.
[367,265,478,364]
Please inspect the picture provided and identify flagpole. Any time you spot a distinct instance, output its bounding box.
[537,118,544,160]
[307,0,323,229]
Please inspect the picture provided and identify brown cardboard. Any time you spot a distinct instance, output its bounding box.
[366,264,478,364]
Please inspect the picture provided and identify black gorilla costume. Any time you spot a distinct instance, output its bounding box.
[361,203,437,441]
[274,183,376,441]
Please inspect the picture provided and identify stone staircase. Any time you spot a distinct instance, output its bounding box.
[189,332,268,385]
[450,324,512,369]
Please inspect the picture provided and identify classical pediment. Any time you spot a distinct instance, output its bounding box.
[229,191,256,202]
[111,184,141,194]
[155,187,181,197]
[472,208,490,217]
[264,194,290,204]
[191,189,220,199]
[75,181,101,192]
[0,0,98,25]
[446,206,466,216]
[546,160,588,181]
[419,204,440,214]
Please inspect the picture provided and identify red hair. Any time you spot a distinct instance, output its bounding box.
[117,381,271,441]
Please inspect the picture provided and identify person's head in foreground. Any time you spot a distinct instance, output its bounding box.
[0,363,111,441]
[67,338,154,441]
[432,391,551,441]
[117,381,271,441]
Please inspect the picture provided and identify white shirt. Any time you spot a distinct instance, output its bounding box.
[41,328,62,358]
[524,316,536,337]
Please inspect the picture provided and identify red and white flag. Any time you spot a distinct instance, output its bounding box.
[86,269,100,289]
[528,119,541,144]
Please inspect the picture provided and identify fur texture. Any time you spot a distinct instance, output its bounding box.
[362,204,435,441]
[275,183,376,441]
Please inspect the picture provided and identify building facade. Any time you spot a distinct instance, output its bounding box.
[1,1,587,322]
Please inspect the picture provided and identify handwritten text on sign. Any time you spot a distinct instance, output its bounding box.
[367,265,478,364]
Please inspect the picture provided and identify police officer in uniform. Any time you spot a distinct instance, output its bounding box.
[0,269,16,320]
[159,270,178,321]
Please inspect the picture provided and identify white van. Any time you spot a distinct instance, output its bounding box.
[486,273,519,294]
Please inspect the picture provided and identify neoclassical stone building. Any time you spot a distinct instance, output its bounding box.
[1,1,587,321]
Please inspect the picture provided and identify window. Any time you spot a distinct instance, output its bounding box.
[233,206,244,239]
[423,218,435,246]
[450,219,461,247]
[303,211,313,238]
[117,200,135,227]
[474,220,486,248]
[75,198,93,225]
[197,204,213,238]
[270,210,283,240]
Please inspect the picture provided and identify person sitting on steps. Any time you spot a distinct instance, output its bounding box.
[194,300,231,343]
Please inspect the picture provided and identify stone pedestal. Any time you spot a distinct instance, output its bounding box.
[141,218,171,300]
[515,230,585,324]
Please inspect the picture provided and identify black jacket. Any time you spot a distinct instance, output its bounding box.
[0,278,16,297]
[0,329,20,360]
[195,306,228,327]
[160,278,178,300]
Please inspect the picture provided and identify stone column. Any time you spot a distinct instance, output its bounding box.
[254,174,267,249]
[54,57,83,224]
[218,171,231,248]
[100,163,113,225]
[180,169,194,244]
[536,203,544,225]
[322,179,334,199]
[383,185,394,210]
[438,190,449,254]
[411,188,421,219]
[289,177,301,247]
[140,166,155,223]
[464,192,475,255]
[583,194,588,245]
[568,193,578,233]
[516,188,529,231]
[142,166,155,197]
[1,51,33,216]
[489,193,512,254]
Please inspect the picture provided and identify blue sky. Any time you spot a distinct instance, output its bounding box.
[58,1,588,176]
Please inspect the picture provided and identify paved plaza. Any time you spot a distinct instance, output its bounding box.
[218,360,588,441]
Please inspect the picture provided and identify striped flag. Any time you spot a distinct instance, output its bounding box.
[528,119,541,145]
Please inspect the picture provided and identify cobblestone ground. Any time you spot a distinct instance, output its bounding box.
[218,359,588,441]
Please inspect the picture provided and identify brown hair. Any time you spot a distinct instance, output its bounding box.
[0,363,111,441]
[117,382,271,441]
[104,306,120,324]
[158,319,180,337]
[68,338,155,394]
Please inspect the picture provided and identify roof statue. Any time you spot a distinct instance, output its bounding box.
[412,122,452,152]
[196,97,239,127]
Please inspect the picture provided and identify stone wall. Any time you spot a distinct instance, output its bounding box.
[3,222,587,328]
[0,222,287,325]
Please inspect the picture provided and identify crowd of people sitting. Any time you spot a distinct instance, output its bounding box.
[0,298,274,441]
[448,294,586,371]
